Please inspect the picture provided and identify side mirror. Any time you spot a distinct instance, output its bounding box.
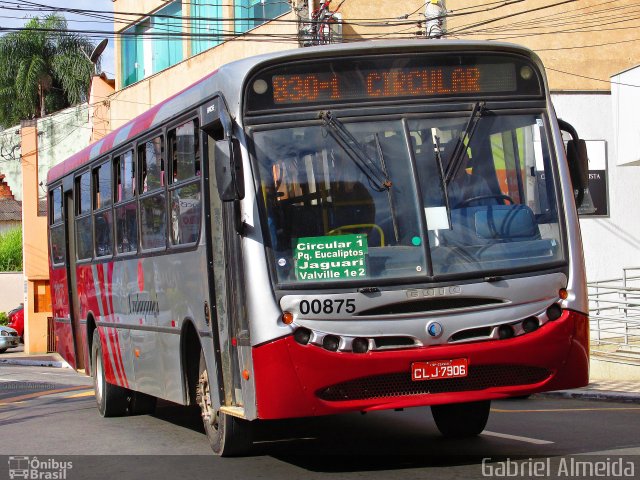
[566,138,589,207]
[558,119,590,209]
[214,138,244,202]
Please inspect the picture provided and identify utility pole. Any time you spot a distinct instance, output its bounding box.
[425,0,446,38]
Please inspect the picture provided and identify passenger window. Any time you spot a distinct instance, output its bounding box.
[140,194,166,250]
[93,162,113,257]
[75,216,93,260]
[50,224,66,265]
[93,162,113,209]
[170,183,201,245]
[74,172,93,260]
[76,172,91,215]
[94,210,113,257]
[49,187,63,224]
[115,150,135,202]
[169,119,200,183]
[140,136,165,193]
[49,186,65,265]
[115,203,138,254]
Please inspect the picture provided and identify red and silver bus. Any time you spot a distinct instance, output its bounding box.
[48,40,590,456]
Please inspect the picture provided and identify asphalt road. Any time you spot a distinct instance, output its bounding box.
[0,365,638,480]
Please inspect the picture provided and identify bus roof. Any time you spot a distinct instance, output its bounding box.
[47,39,542,185]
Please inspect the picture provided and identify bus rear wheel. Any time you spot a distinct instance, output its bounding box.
[431,400,491,438]
[197,352,252,456]
[92,330,129,417]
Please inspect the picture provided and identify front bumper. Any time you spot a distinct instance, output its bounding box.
[0,335,19,349]
[252,309,589,419]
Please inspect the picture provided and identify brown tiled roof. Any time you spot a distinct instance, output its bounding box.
[0,198,22,221]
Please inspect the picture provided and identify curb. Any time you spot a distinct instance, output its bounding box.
[538,390,640,404]
[0,358,70,368]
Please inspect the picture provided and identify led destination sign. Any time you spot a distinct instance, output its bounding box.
[246,54,541,112]
[272,65,515,105]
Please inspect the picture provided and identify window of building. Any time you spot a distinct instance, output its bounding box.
[120,1,184,88]
[191,0,223,55]
[33,280,52,313]
[234,0,289,34]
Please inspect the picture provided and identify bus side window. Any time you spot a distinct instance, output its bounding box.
[75,172,93,260]
[93,162,113,257]
[169,119,201,183]
[49,186,65,266]
[168,119,202,245]
[139,136,167,250]
[140,136,165,193]
[114,150,138,254]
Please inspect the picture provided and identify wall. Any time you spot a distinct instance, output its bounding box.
[0,272,23,313]
[21,106,92,354]
[0,127,22,201]
[612,66,640,166]
[552,93,640,282]
[445,0,640,92]
[0,221,20,235]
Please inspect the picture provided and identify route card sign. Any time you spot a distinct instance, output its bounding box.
[294,234,368,281]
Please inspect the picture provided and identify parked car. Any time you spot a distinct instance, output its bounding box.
[7,304,23,341]
[0,325,20,353]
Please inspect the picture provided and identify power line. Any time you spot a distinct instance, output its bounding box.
[546,67,640,88]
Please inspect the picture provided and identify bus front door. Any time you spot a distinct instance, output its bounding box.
[64,191,86,371]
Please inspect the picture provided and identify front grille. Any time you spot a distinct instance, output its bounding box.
[317,364,551,402]
[8,332,18,337]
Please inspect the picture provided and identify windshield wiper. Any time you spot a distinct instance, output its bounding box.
[319,110,392,192]
[443,101,486,185]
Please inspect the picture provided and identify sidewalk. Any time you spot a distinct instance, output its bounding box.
[0,345,69,368]
[538,379,640,404]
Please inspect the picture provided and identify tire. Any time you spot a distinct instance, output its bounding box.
[197,352,252,456]
[431,400,491,438]
[92,329,129,417]
[128,391,157,415]
[0,348,6,354]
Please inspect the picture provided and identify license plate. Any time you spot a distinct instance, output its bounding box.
[411,358,468,381]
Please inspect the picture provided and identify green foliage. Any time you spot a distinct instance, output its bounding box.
[0,228,23,272]
[0,312,8,326]
[0,14,96,128]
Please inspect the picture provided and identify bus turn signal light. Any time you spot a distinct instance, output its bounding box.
[559,288,568,300]
[282,311,294,325]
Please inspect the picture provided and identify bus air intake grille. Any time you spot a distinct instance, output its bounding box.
[316,365,551,402]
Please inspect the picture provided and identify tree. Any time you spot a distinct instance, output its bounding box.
[0,14,97,128]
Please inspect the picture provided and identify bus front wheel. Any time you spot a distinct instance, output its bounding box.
[197,352,252,456]
[431,400,491,438]
[92,330,129,417]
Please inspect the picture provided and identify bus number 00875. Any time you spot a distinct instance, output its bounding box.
[299,299,356,315]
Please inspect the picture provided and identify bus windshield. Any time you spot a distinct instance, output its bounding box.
[254,112,564,285]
